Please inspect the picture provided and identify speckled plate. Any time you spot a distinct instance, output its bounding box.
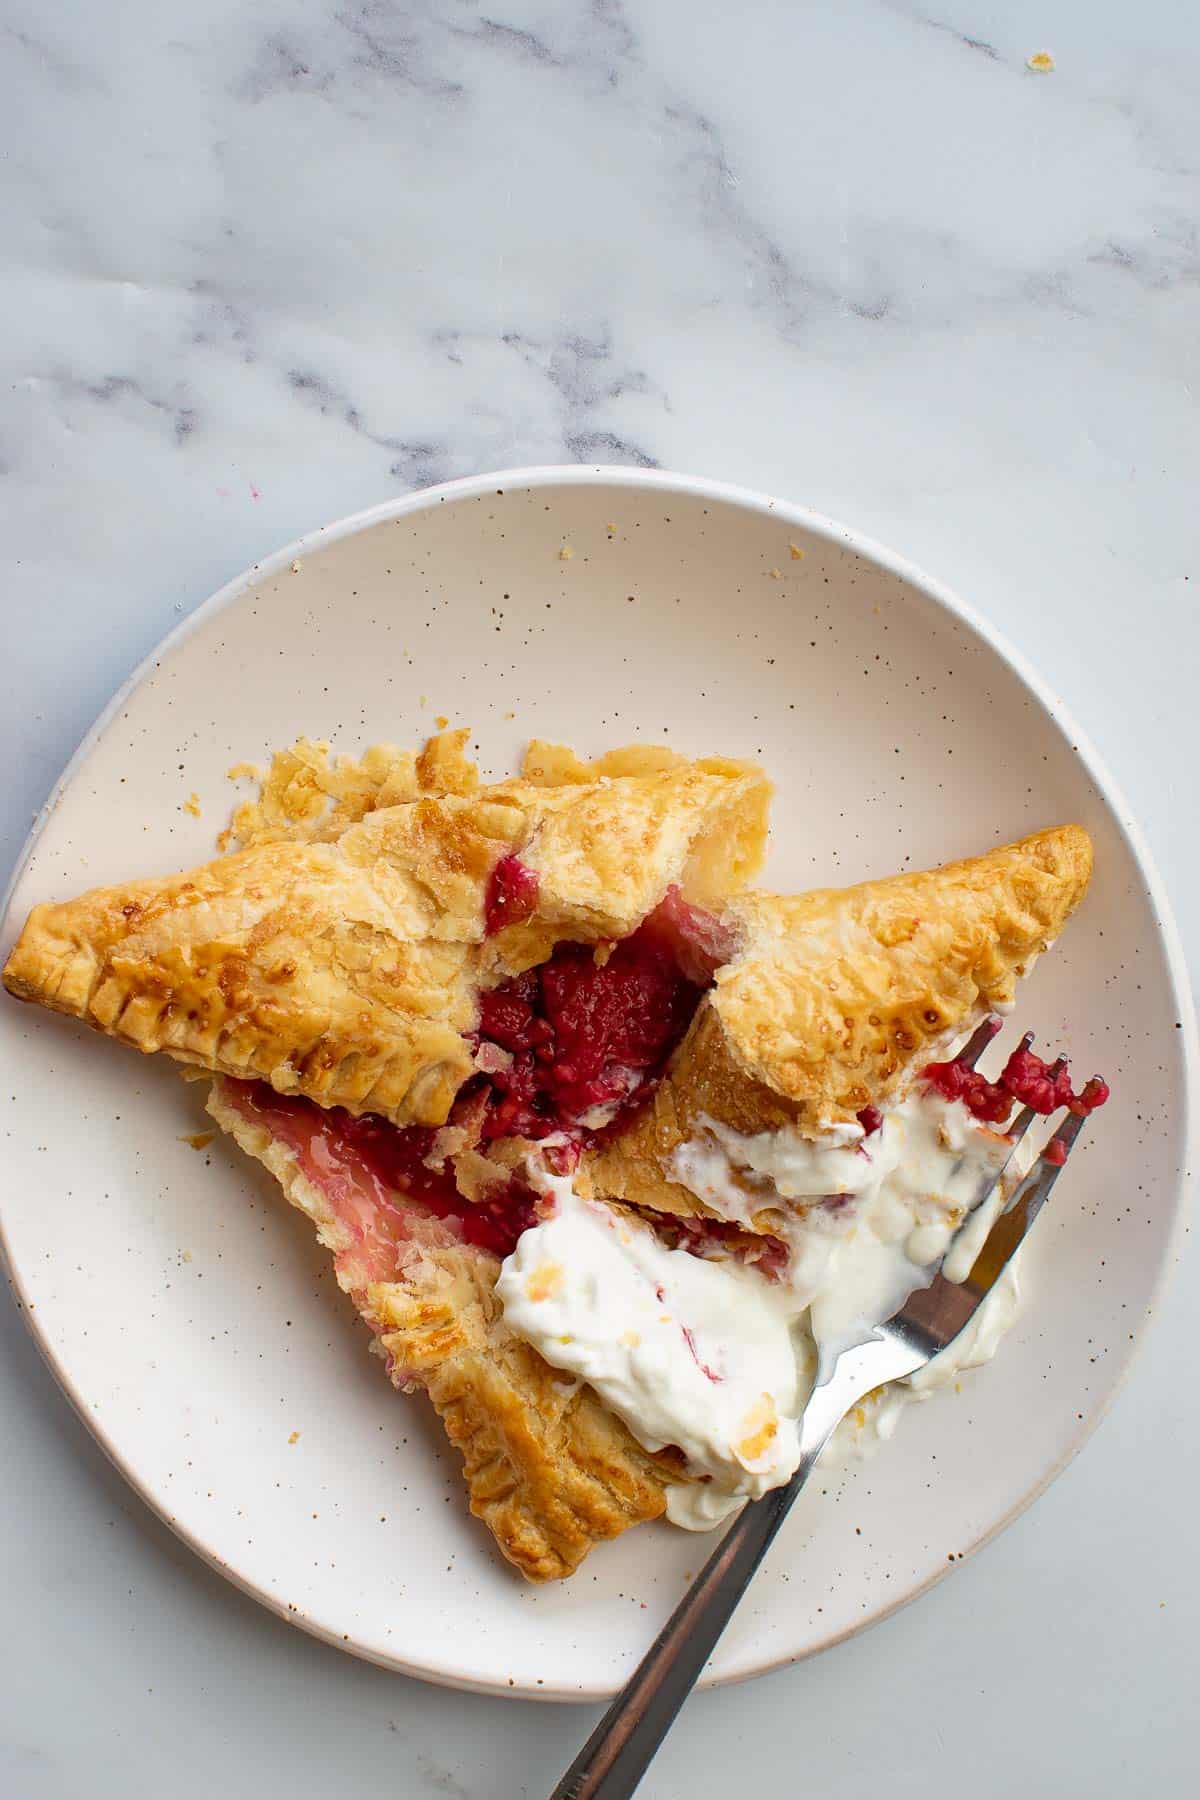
[1,468,1193,1700]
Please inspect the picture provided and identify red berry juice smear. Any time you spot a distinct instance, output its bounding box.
[228,1082,540,1259]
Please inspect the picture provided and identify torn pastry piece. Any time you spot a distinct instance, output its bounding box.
[580,825,1094,1226]
[205,1076,683,1581]
[3,733,769,1130]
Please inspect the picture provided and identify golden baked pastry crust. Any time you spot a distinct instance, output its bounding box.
[583,825,1093,1221]
[4,726,1095,1577]
[4,733,769,1129]
[371,1269,675,1583]
[205,1079,674,1581]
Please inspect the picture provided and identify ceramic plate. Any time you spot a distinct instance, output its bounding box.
[1,468,1193,1699]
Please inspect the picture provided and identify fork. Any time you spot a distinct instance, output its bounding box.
[550,1021,1095,1800]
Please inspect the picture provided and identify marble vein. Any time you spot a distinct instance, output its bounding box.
[1,0,1198,881]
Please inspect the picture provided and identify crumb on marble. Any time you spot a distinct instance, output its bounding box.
[179,1132,215,1151]
[768,568,782,580]
[435,714,449,729]
[181,1249,193,1263]
[183,791,202,817]
[558,545,574,561]
[789,542,805,560]
[1026,50,1055,71]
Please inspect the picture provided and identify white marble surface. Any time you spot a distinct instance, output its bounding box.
[1,1,1196,1793]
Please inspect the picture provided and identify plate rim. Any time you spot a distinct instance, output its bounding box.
[2,463,1195,1701]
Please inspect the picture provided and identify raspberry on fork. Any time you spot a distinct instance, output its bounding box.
[922,1022,1109,1129]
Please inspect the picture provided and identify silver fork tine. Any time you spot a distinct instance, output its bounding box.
[1000,1055,1067,1161]
[956,1015,1006,1069]
[929,1105,1087,1308]
[1007,1103,1038,1147]
[974,1109,1087,1269]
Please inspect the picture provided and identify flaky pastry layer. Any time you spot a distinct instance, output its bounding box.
[4,733,769,1129]
[205,1079,675,1581]
[582,825,1093,1222]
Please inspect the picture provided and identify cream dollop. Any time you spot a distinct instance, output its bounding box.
[499,1089,1028,1530]
[673,1091,1012,1362]
[497,1179,806,1501]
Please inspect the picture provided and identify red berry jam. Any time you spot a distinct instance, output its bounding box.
[922,1033,1110,1127]
[920,1057,1015,1125]
[475,917,703,1139]
[637,884,743,984]
[226,894,725,1270]
[1073,1076,1110,1114]
[856,1104,884,1137]
[645,1209,790,1281]
[229,1082,539,1259]
[484,854,540,936]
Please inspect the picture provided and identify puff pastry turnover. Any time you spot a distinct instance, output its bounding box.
[3,733,769,1129]
[581,825,1093,1222]
[3,725,1098,1582]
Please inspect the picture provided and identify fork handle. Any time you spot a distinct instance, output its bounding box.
[548,1443,825,1800]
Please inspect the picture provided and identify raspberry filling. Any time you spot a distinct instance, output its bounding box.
[225,1080,540,1263]
[474,914,704,1141]
[223,1070,783,1284]
[220,895,761,1289]
[922,1038,1110,1126]
[637,884,743,985]
[484,855,540,936]
[856,1104,884,1138]
[647,1209,789,1281]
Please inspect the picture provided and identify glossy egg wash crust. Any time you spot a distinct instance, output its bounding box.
[3,730,1106,1581]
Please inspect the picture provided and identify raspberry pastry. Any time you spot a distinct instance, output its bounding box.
[3,736,1105,1582]
[3,731,769,1127]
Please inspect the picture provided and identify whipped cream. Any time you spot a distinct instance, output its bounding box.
[498,1089,1028,1530]
[673,1092,1012,1363]
[497,1179,806,1501]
